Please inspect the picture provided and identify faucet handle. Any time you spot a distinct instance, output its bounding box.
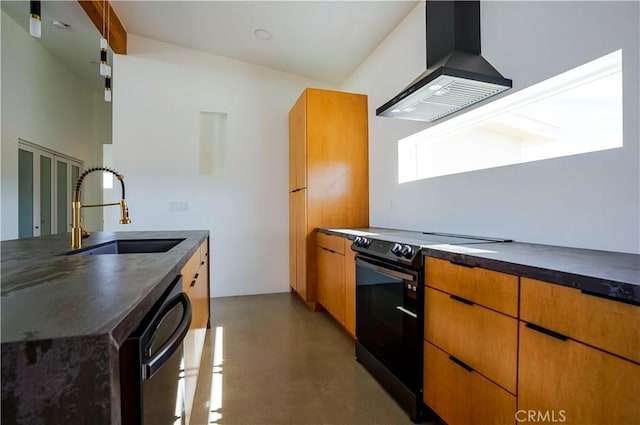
[119,200,132,224]
[80,218,90,239]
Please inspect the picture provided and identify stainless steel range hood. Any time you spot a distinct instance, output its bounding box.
[377,1,512,122]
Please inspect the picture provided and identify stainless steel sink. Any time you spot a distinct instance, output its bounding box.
[66,238,185,255]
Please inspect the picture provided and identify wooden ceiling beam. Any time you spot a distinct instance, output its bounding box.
[78,0,127,55]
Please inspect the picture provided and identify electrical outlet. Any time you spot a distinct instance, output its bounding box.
[169,201,188,212]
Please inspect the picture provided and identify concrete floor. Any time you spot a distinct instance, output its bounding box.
[189,293,425,425]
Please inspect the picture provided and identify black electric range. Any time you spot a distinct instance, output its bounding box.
[351,231,510,422]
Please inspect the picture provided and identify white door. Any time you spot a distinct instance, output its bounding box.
[18,140,83,238]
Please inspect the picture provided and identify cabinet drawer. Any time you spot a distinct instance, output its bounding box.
[425,257,518,317]
[518,321,640,424]
[199,239,208,264]
[316,246,346,325]
[521,278,640,363]
[190,260,209,330]
[316,232,345,255]
[425,287,518,394]
[181,248,201,293]
[424,341,516,425]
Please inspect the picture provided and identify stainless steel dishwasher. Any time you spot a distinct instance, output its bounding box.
[120,275,192,425]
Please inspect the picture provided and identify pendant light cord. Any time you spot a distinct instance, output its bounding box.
[102,0,106,39]
[107,1,110,49]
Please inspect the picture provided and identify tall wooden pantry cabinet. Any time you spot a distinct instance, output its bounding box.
[289,88,369,309]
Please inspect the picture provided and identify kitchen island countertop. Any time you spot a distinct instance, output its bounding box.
[1,230,208,425]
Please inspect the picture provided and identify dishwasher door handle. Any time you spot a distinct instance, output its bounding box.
[142,293,192,380]
[396,306,417,319]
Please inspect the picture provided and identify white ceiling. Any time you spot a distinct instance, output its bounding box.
[2,0,111,92]
[111,0,419,84]
[2,1,418,90]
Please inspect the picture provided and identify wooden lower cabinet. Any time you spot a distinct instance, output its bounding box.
[423,258,519,425]
[424,287,518,394]
[424,341,516,425]
[191,255,209,329]
[182,239,210,330]
[425,257,519,317]
[423,257,640,425]
[316,232,356,336]
[181,239,210,425]
[344,245,356,336]
[518,321,640,425]
[316,245,345,324]
[520,277,640,363]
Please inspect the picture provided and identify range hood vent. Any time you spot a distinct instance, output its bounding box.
[377,1,512,122]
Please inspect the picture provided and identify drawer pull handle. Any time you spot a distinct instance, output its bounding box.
[450,260,474,268]
[190,273,199,287]
[449,294,475,306]
[448,355,473,372]
[525,323,568,341]
[201,261,205,265]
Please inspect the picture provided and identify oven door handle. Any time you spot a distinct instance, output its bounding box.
[355,257,416,282]
[396,306,417,319]
[142,293,192,380]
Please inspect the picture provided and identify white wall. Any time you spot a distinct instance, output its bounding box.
[341,1,640,254]
[1,11,109,240]
[110,35,334,297]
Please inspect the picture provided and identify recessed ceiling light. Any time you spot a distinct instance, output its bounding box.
[254,28,272,40]
[428,84,442,91]
[391,109,401,113]
[51,20,71,30]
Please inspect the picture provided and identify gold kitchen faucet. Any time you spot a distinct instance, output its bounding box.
[71,166,131,249]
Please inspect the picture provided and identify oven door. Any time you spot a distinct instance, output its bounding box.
[355,255,422,392]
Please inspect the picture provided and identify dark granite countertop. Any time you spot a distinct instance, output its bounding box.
[317,227,640,304]
[424,242,640,304]
[1,230,208,424]
[1,230,208,345]
[317,227,399,240]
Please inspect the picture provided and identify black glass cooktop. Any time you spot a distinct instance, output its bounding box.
[366,231,511,247]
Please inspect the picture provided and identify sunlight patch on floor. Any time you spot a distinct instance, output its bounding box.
[208,326,224,424]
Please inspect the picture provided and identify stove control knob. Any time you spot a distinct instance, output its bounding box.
[401,245,414,258]
[354,236,363,247]
[362,237,371,248]
[391,243,402,256]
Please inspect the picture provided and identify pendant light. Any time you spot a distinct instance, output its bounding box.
[99,0,110,76]
[100,0,113,103]
[29,1,41,38]
[99,37,110,76]
[104,74,112,102]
